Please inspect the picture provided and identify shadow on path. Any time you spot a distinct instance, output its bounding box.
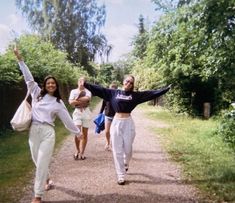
[44,185,197,203]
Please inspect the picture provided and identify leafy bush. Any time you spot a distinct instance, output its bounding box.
[0,34,90,129]
[216,109,235,150]
[0,53,22,87]
[132,1,235,116]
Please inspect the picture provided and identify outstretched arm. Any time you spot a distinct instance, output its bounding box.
[80,79,113,101]
[136,85,171,104]
[57,101,83,139]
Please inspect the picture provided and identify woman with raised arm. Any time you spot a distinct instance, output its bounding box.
[13,47,83,203]
[81,75,171,185]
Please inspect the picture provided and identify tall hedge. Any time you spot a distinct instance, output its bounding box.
[0,34,87,129]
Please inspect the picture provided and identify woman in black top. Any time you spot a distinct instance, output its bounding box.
[99,82,118,151]
[82,75,171,185]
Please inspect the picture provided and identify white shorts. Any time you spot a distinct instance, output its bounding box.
[72,108,91,128]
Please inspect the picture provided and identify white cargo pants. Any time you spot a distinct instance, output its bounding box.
[29,123,55,198]
[110,116,136,180]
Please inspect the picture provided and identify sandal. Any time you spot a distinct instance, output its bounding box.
[73,153,79,160]
[45,179,54,191]
[80,154,86,160]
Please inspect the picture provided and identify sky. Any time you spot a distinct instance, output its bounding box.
[0,0,161,62]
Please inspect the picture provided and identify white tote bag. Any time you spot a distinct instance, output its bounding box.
[10,90,32,131]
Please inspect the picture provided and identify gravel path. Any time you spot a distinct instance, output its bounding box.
[20,104,201,203]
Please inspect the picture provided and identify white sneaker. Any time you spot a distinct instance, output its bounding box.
[45,179,54,191]
[117,178,125,185]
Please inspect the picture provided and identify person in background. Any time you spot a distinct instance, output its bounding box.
[99,82,118,151]
[81,75,171,185]
[69,77,92,160]
[13,47,82,203]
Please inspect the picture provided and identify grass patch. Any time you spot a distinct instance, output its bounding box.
[0,98,100,203]
[142,105,235,202]
[0,121,70,203]
[0,130,33,203]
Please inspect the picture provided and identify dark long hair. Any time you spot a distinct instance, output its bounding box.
[37,75,61,103]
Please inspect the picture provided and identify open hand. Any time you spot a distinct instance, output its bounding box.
[76,133,84,140]
[168,84,173,89]
[13,45,19,56]
[13,45,22,61]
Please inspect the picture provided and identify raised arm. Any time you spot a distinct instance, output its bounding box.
[13,47,40,97]
[14,47,23,61]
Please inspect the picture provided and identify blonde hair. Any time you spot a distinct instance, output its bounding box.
[123,75,135,91]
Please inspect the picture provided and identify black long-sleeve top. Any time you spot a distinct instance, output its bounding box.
[100,100,115,117]
[84,82,170,113]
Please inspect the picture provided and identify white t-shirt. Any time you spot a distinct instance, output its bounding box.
[69,88,91,107]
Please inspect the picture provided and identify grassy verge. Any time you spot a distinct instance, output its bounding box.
[142,105,235,202]
[0,97,100,203]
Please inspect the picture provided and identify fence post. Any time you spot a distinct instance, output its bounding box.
[203,102,211,119]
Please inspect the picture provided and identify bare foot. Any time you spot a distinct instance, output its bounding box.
[31,197,42,203]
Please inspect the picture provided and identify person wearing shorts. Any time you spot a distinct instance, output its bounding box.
[99,82,118,151]
[69,77,92,160]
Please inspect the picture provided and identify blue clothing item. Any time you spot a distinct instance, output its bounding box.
[93,113,105,134]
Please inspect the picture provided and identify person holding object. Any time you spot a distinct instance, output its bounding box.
[81,75,171,185]
[13,47,83,203]
[99,82,118,151]
[69,77,92,160]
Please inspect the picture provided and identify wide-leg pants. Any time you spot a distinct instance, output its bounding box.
[110,116,136,180]
[29,123,55,198]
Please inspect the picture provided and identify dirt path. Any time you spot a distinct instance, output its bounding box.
[21,104,201,203]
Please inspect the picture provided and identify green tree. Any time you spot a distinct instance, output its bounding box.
[134,0,235,115]
[16,0,108,71]
[132,15,149,60]
[113,56,134,81]
[0,34,88,128]
[151,0,193,12]
[0,54,21,87]
[132,60,163,90]
[2,34,86,85]
[96,63,114,85]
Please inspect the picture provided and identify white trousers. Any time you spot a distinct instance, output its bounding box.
[29,123,55,198]
[110,116,136,180]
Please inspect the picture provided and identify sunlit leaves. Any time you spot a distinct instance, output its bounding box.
[132,0,235,115]
[0,35,86,87]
